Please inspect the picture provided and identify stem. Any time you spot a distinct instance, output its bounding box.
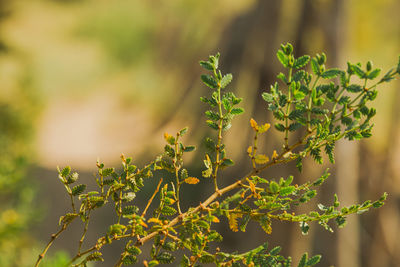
[35,222,72,267]
[78,211,91,254]
[251,133,259,170]
[284,67,293,149]
[69,194,76,214]
[173,135,182,214]
[213,83,223,192]
[141,178,163,218]
[117,176,123,224]
[307,76,320,132]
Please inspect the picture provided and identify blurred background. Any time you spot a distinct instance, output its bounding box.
[0,0,399,266]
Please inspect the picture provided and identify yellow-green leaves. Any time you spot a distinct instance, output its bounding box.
[254,154,269,165]
[202,154,213,178]
[250,118,270,133]
[184,177,199,185]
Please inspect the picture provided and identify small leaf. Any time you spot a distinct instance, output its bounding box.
[352,64,366,78]
[222,158,235,166]
[311,58,319,75]
[255,154,269,165]
[277,50,289,67]
[271,150,278,160]
[85,252,104,262]
[269,181,279,193]
[300,221,309,235]
[250,118,258,131]
[201,74,218,89]
[61,166,71,177]
[274,123,286,132]
[228,213,242,232]
[258,123,271,134]
[262,92,274,102]
[298,253,308,267]
[346,84,363,93]
[199,61,214,71]
[206,120,219,130]
[306,255,322,266]
[294,55,310,69]
[230,107,244,115]
[161,206,177,216]
[220,74,233,88]
[72,184,86,196]
[367,69,381,79]
[202,168,212,178]
[279,186,295,196]
[205,110,220,121]
[183,145,196,152]
[321,68,342,79]
[184,177,199,184]
[269,246,282,256]
[164,133,175,145]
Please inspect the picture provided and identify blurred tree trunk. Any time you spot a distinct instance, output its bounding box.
[217,0,358,266]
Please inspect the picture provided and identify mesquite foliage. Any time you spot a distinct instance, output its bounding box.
[36,43,400,267]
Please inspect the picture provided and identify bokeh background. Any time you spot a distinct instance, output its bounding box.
[1,0,400,266]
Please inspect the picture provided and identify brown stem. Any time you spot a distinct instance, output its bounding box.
[141,178,163,218]
[35,222,72,267]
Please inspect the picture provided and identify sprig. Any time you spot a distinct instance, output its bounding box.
[35,45,400,267]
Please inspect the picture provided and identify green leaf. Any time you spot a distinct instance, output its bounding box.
[299,221,309,235]
[367,69,381,79]
[148,260,160,267]
[108,224,126,235]
[274,123,286,132]
[156,252,175,264]
[59,213,78,225]
[352,64,366,78]
[122,192,136,202]
[335,216,346,228]
[292,70,305,82]
[277,50,289,67]
[199,60,214,71]
[101,168,114,177]
[298,253,308,267]
[311,58,319,75]
[161,206,177,216]
[85,252,104,262]
[66,172,79,184]
[183,145,195,152]
[346,84,363,93]
[321,68,342,79]
[206,120,219,130]
[269,246,281,255]
[294,55,310,69]
[269,181,279,193]
[179,127,188,136]
[61,166,71,177]
[220,74,233,88]
[201,74,218,89]
[122,255,137,265]
[279,186,295,196]
[222,158,234,166]
[230,107,244,115]
[306,255,321,266]
[72,184,86,196]
[205,110,220,121]
[122,205,139,215]
[262,92,274,102]
[288,122,302,132]
[294,90,306,100]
